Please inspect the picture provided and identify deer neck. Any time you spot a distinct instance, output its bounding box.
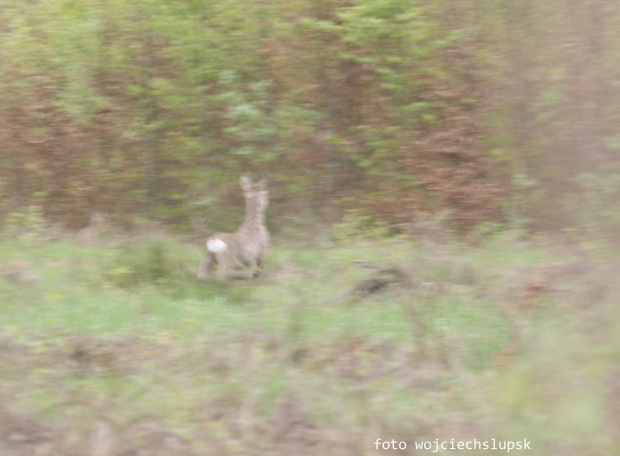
[240,197,264,231]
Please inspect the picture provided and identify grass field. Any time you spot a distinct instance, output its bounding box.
[0,231,618,455]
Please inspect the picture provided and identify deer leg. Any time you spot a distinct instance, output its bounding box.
[253,258,263,278]
[197,251,215,280]
[216,254,231,280]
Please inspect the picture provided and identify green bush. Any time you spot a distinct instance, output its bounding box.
[2,205,47,241]
[107,238,191,288]
[332,209,391,241]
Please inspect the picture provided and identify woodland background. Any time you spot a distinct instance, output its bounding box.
[1,1,620,455]
[1,0,619,238]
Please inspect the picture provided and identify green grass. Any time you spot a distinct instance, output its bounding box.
[0,233,617,454]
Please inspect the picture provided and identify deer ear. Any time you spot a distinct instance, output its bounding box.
[258,176,268,189]
[240,176,252,191]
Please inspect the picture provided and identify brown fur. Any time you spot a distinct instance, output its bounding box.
[197,176,269,280]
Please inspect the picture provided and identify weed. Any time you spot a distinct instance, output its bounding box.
[0,235,617,455]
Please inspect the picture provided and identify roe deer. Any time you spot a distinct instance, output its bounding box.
[197,176,269,280]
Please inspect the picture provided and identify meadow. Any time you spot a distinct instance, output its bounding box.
[0,229,618,455]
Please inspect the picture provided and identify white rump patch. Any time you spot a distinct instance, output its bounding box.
[207,238,228,253]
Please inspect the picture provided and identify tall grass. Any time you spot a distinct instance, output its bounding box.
[0,233,617,455]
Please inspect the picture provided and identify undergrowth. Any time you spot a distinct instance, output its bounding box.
[0,233,617,455]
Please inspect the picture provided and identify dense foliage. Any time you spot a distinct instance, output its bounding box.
[1,0,619,235]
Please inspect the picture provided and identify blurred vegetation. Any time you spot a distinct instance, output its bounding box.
[0,0,619,454]
[0,235,618,454]
[0,0,618,237]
